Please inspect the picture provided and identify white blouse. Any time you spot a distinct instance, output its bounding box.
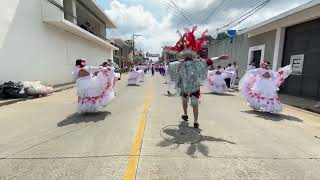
[72,66,102,80]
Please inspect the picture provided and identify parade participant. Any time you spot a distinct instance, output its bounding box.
[166,59,180,95]
[224,63,232,88]
[230,62,239,87]
[101,61,119,92]
[72,59,115,113]
[151,65,155,76]
[136,67,145,82]
[166,26,228,128]
[205,65,228,94]
[239,62,291,114]
[127,68,140,85]
[247,61,257,71]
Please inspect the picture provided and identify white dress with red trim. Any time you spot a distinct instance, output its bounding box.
[166,61,180,94]
[73,66,115,113]
[137,69,145,82]
[239,66,291,113]
[128,70,140,85]
[205,70,228,94]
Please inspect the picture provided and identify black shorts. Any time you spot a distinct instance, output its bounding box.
[182,90,200,99]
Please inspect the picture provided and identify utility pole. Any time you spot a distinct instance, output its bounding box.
[132,34,142,57]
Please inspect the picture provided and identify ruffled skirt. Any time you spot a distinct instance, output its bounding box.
[240,76,282,113]
[205,74,228,94]
[138,70,145,82]
[76,71,114,113]
[128,72,140,85]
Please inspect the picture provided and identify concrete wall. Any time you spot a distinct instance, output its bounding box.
[208,30,277,77]
[208,34,249,77]
[0,0,113,85]
[248,29,276,66]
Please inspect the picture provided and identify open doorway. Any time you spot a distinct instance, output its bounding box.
[248,45,265,68]
[252,50,262,68]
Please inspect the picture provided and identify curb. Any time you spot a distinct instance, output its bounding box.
[0,98,30,107]
[53,84,75,93]
[283,104,320,116]
[0,84,75,107]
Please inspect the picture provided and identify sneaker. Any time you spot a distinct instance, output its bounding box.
[181,115,188,121]
[194,123,199,128]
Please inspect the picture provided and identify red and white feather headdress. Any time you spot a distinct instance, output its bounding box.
[166,26,208,58]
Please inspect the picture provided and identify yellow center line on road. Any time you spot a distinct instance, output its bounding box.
[123,81,153,180]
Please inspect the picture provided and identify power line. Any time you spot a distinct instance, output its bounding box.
[152,0,189,26]
[160,0,193,18]
[168,0,193,26]
[243,0,265,12]
[229,0,271,29]
[158,1,189,25]
[206,0,263,34]
[199,0,229,26]
[218,0,268,31]
[208,0,272,36]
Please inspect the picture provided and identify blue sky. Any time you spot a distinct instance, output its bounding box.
[96,0,311,53]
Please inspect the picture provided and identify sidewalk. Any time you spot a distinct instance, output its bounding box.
[0,83,75,107]
[280,94,320,114]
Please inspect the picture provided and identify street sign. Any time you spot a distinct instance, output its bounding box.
[290,54,304,75]
[146,52,160,57]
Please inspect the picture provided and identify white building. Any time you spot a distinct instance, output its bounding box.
[0,0,118,85]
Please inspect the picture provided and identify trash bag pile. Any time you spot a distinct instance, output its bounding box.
[23,81,53,96]
[0,81,53,99]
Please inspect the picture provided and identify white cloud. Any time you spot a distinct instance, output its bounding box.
[105,0,157,32]
[174,0,217,11]
[103,0,312,53]
[105,0,180,53]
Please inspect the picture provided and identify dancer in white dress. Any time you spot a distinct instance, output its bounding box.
[136,68,145,82]
[166,60,180,95]
[239,62,291,114]
[247,61,257,71]
[205,65,228,94]
[127,68,140,85]
[72,59,115,113]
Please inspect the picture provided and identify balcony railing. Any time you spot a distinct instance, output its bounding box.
[46,0,113,44]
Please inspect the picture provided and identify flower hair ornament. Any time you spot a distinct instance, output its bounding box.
[166,26,208,58]
[75,58,86,68]
[260,62,270,69]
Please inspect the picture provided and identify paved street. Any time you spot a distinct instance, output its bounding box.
[1,74,320,180]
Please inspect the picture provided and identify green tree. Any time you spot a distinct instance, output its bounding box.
[125,40,134,51]
[133,56,143,63]
[216,32,229,40]
[206,35,215,43]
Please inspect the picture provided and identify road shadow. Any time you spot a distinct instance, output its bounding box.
[127,84,140,87]
[202,92,235,96]
[162,93,177,97]
[228,88,239,92]
[242,110,303,122]
[57,111,111,127]
[185,135,236,157]
[158,121,236,157]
